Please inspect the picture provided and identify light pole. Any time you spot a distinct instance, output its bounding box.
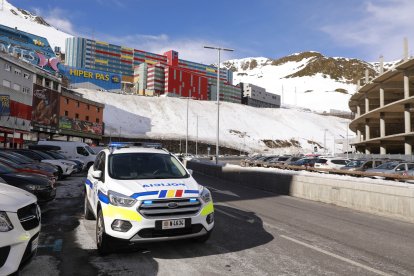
[203,45,234,164]
[196,115,199,156]
[185,90,192,156]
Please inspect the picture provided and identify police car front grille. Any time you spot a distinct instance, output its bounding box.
[138,198,201,218]
[17,203,40,231]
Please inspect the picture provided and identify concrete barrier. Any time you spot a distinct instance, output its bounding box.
[187,160,414,223]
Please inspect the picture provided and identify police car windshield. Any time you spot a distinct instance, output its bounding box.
[108,153,189,180]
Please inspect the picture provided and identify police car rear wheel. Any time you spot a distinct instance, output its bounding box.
[96,209,111,255]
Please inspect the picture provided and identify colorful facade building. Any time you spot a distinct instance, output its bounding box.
[64,37,235,102]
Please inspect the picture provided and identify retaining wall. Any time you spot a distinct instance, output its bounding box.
[187,161,414,223]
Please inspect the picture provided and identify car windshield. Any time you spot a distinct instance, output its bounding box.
[375,162,399,170]
[0,158,22,169]
[0,162,16,173]
[345,160,365,167]
[0,152,24,164]
[33,150,54,159]
[108,153,189,180]
[46,151,67,159]
[85,146,96,155]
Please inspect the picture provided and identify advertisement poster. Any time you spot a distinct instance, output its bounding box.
[59,116,103,136]
[32,84,59,131]
[0,95,10,116]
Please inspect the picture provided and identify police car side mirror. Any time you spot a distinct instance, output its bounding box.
[92,170,102,179]
[187,169,193,175]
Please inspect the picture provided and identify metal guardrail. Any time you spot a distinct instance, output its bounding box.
[240,162,414,182]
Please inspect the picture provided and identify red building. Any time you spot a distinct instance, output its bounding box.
[163,51,208,100]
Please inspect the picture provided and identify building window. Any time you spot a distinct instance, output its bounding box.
[87,104,90,110]
[22,86,30,94]
[4,64,11,72]
[65,98,69,104]
[77,101,80,107]
[85,115,89,121]
[96,118,100,123]
[75,113,79,119]
[14,68,22,76]
[13,83,21,91]
[2,79,11,88]
[97,107,100,113]
[23,72,30,79]
[65,110,68,116]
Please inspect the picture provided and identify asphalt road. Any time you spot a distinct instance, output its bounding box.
[21,173,414,276]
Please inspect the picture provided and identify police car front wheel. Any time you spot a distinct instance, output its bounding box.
[96,209,112,255]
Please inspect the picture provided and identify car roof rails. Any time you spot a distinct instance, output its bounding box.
[107,142,164,151]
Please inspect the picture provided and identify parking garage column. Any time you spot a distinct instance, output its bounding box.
[405,104,411,133]
[380,112,386,155]
[365,118,370,141]
[365,93,370,114]
[404,71,410,99]
[405,137,413,155]
[357,129,362,143]
[379,86,384,107]
[380,142,386,155]
[356,105,361,117]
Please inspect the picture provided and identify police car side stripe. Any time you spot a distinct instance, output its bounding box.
[85,179,93,189]
[130,191,159,199]
[98,190,110,204]
[184,190,199,194]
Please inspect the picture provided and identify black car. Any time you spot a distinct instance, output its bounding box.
[0,162,56,203]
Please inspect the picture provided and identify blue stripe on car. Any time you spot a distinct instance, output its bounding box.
[98,190,110,204]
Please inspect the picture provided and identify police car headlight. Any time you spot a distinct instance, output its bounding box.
[200,187,212,203]
[108,191,136,207]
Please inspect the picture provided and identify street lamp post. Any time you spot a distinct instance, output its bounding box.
[203,45,234,164]
[196,115,199,157]
[185,90,192,156]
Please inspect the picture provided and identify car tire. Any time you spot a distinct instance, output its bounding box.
[96,209,111,255]
[84,192,95,220]
[193,230,212,243]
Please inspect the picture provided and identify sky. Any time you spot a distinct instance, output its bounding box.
[7,0,414,64]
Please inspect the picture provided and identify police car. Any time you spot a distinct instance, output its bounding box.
[84,143,214,254]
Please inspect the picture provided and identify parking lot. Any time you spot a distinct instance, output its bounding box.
[19,171,414,276]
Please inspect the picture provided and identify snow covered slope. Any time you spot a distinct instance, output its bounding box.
[224,52,379,112]
[0,0,71,51]
[77,88,351,154]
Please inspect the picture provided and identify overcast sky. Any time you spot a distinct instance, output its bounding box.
[10,0,414,64]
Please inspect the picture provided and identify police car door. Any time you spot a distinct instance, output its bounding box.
[90,152,106,211]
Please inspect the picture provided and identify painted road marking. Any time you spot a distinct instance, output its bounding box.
[215,207,254,224]
[207,186,240,197]
[280,235,390,276]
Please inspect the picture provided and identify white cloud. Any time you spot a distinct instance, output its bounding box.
[32,7,78,36]
[321,0,414,61]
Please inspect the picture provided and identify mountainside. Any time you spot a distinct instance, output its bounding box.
[223,52,402,112]
[76,88,350,154]
[0,0,71,51]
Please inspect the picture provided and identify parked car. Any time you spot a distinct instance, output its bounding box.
[289,158,317,168]
[27,145,86,172]
[254,155,279,167]
[37,141,97,169]
[0,183,41,275]
[340,159,386,172]
[0,150,59,177]
[314,157,350,169]
[366,161,414,178]
[10,149,76,179]
[0,162,56,203]
[241,155,262,167]
[265,156,302,167]
[0,156,56,185]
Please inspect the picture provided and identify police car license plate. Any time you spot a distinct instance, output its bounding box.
[162,219,186,229]
[31,236,39,252]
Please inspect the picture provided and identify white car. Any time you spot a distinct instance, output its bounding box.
[0,183,41,275]
[84,143,214,254]
[314,157,350,169]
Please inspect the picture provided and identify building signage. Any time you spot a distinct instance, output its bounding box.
[69,68,120,83]
[0,95,10,116]
[59,116,103,136]
[32,84,59,131]
[0,42,60,72]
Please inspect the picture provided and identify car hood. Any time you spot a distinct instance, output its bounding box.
[1,172,50,186]
[106,177,201,200]
[0,183,37,212]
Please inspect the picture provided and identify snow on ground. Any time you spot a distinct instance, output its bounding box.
[0,0,71,51]
[76,88,352,154]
